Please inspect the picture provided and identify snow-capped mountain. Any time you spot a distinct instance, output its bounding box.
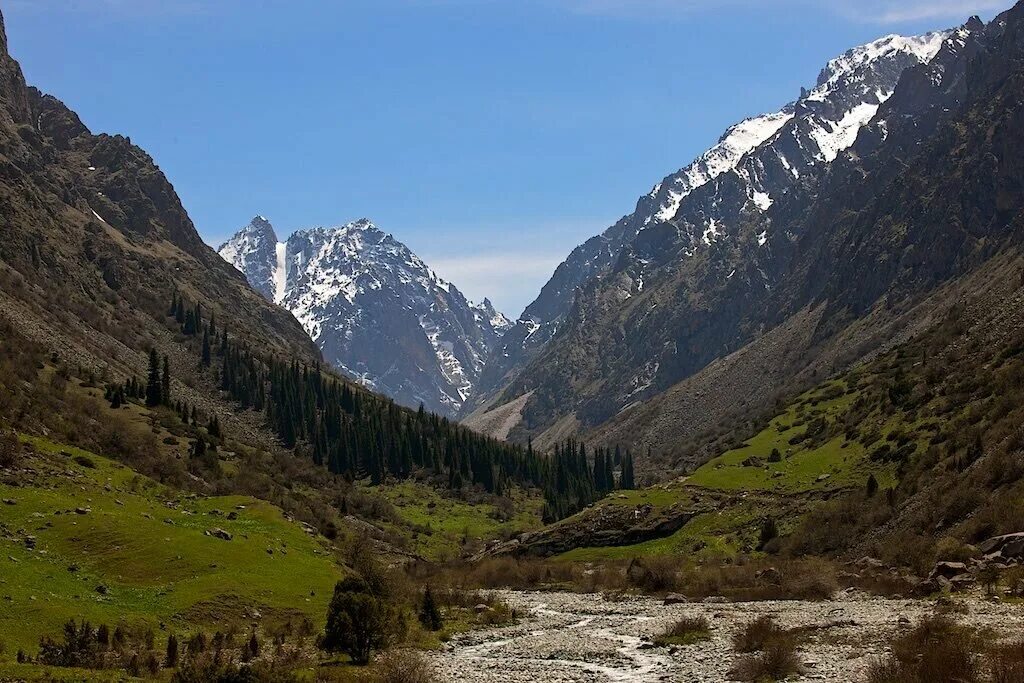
[219,217,512,416]
[462,29,950,420]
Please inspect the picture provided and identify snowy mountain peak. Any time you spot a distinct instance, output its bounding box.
[808,32,949,102]
[219,216,511,416]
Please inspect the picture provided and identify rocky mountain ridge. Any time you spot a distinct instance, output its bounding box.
[462,30,951,422]
[220,216,511,416]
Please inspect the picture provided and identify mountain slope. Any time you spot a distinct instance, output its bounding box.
[219,217,511,417]
[462,30,950,422]
[514,8,1023,473]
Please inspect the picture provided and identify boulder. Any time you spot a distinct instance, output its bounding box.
[474,604,490,614]
[979,532,1024,559]
[663,593,689,605]
[756,568,782,584]
[929,561,967,580]
[854,556,884,570]
[206,528,233,541]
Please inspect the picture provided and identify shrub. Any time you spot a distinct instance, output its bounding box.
[372,650,436,683]
[990,640,1024,683]
[733,616,787,653]
[866,614,980,683]
[0,429,20,469]
[654,616,711,646]
[321,576,396,664]
[729,639,801,682]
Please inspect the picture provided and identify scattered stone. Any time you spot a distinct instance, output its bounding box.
[663,593,689,605]
[206,528,233,541]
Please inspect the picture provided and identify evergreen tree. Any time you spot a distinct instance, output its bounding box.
[161,355,171,406]
[418,585,442,631]
[145,349,162,407]
[201,329,211,367]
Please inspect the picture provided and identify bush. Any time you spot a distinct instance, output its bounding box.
[990,640,1024,683]
[0,429,20,469]
[729,639,801,682]
[865,614,980,683]
[321,576,396,665]
[372,650,436,683]
[733,616,787,653]
[654,616,711,646]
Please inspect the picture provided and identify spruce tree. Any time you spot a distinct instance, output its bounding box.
[145,349,162,407]
[161,355,171,406]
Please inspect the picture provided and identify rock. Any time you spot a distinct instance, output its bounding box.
[227,511,238,520]
[898,615,911,625]
[95,584,108,595]
[979,532,1024,559]
[929,561,968,580]
[756,568,782,584]
[74,507,89,515]
[816,474,831,482]
[474,604,490,614]
[24,536,36,549]
[663,593,689,605]
[702,596,728,604]
[2,498,15,505]
[855,556,884,570]
[206,528,233,541]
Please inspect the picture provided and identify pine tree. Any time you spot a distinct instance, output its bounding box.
[145,349,162,407]
[161,355,171,406]
[418,585,442,631]
[201,329,211,367]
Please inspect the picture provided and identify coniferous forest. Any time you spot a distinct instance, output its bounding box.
[160,293,635,520]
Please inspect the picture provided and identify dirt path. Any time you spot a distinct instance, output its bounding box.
[428,590,1024,682]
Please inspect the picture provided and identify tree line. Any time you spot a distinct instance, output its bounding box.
[155,292,638,520]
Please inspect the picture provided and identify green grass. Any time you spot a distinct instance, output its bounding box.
[0,437,343,661]
[371,481,543,561]
[557,503,762,562]
[687,381,896,493]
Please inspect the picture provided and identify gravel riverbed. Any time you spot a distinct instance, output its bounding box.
[427,590,1024,682]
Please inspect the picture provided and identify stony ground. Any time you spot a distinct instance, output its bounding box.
[428,590,1024,682]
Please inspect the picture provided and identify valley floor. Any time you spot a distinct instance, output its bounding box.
[428,590,1024,682]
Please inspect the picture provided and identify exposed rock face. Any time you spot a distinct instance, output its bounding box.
[468,10,1024,474]
[0,5,317,404]
[463,30,950,423]
[220,217,511,416]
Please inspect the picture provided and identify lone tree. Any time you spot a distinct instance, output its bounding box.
[321,575,394,664]
[418,585,443,632]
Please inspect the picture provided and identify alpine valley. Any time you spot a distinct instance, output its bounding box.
[6,3,1024,683]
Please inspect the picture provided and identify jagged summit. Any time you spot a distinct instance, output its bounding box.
[219,216,511,416]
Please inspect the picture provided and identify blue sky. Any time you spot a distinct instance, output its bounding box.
[4,0,1004,316]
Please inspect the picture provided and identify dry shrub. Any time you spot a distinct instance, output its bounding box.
[679,558,837,601]
[732,616,788,653]
[865,614,980,683]
[729,639,801,682]
[373,650,435,683]
[626,556,682,593]
[989,640,1024,683]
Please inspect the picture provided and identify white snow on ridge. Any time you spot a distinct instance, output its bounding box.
[648,109,794,224]
[809,101,884,162]
[805,31,949,103]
